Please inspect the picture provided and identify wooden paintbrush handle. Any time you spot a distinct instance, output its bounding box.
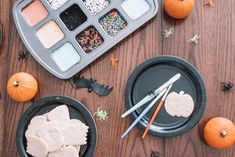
[142,100,164,138]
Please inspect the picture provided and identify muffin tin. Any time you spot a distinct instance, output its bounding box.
[13,0,159,79]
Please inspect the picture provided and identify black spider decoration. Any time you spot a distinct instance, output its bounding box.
[18,51,29,62]
[151,151,160,157]
[222,82,234,91]
[71,74,113,97]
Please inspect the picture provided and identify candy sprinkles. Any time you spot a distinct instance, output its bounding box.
[77,26,104,53]
[13,0,157,79]
[47,0,69,10]
[82,0,110,15]
[99,10,127,36]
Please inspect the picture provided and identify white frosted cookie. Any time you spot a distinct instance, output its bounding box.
[70,119,89,133]
[47,105,70,128]
[63,123,87,145]
[48,145,78,157]
[74,145,81,153]
[25,115,47,138]
[165,91,194,118]
[38,121,64,152]
[26,135,48,157]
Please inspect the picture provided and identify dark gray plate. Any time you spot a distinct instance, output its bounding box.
[16,96,97,157]
[125,56,207,137]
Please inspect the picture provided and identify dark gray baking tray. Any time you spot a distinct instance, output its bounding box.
[125,56,207,137]
[16,96,97,157]
[13,0,159,79]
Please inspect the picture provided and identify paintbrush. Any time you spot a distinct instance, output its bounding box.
[142,84,172,138]
[121,88,167,139]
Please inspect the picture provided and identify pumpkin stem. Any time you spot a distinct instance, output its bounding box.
[219,130,228,137]
[13,81,20,87]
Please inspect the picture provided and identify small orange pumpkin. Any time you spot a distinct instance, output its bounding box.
[204,117,235,149]
[164,0,195,19]
[7,72,38,102]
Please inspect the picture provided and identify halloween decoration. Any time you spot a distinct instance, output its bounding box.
[165,91,194,117]
[204,0,214,8]
[7,72,38,102]
[151,151,160,157]
[204,117,235,150]
[18,51,29,62]
[94,107,108,121]
[110,54,119,66]
[222,82,234,91]
[72,74,113,96]
[164,0,195,19]
[163,28,174,39]
[0,23,2,47]
[187,34,200,44]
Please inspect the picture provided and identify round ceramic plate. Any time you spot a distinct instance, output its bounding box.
[16,96,97,157]
[125,56,207,137]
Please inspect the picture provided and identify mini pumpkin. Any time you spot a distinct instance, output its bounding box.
[204,117,235,149]
[164,0,195,19]
[7,72,38,102]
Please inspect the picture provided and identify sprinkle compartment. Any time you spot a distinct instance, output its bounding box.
[13,0,159,79]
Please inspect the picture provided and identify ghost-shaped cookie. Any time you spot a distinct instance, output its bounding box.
[164,91,194,117]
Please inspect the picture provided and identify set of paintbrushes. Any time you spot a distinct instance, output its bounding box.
[121,73,181,139]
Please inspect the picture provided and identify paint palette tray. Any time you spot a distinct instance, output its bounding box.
[13,0,159,79]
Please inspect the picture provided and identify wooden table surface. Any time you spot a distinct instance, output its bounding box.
[0,0,235,157]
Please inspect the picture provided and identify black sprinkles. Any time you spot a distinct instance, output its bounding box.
[60,4,87,31]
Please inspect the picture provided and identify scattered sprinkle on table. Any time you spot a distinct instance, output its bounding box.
[83,0,110,15]
[77,26,103,53]
[99,10,127,36]
[47,0,69,10]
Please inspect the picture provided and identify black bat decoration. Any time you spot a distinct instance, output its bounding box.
[72,74,113,96]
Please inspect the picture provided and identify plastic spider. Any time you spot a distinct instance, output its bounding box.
[110,54,119,66]
[18,51,29,62]
[187,34,200,44]
[151,151,160,157]
[204,0,214,8]
[94,107,108,121]
[222,82,234,91]
[163,28,174,39]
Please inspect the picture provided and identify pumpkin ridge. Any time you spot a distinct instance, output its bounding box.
[15,86,24,102]
[19,87,37,97]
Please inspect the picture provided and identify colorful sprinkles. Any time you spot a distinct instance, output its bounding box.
[46,0,69,10]
[83,0,110,15]
[76,26,103,53]
[99,10,127,36]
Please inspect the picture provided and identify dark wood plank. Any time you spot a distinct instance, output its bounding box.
[0,0,234,157]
